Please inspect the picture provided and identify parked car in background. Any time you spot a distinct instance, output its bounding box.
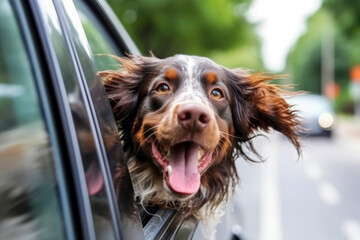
[288,94,335,137]
[0,0,198,239]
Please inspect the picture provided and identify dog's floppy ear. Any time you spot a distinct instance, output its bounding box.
[224,69,301,158]
[99,55,159,148]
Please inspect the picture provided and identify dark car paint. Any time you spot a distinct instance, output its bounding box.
[3,0,199,239]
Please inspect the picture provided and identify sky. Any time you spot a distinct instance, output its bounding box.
[247,0,322,72]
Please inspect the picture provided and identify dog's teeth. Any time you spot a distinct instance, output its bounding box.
[167,165,173,176]
[200,148,204,155]
[198,148,205,160]
[163,146,170,158]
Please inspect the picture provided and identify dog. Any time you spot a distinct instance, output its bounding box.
[100,54,301,222]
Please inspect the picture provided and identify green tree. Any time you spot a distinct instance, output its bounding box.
[285,1,359,113]
[106,0,263,69]
[287,10,351,93]
[323,0,360,65]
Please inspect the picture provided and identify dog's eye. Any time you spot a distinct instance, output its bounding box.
[156,83,170,93]
[210,88,224,99]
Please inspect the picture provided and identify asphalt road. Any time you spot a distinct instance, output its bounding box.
[193,118,360,240]
[211,127,360,240]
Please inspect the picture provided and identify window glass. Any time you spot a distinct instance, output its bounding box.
[0,1,65,239]
[74,2,145,240]
[37,1,117,238]
[76,5,122,71]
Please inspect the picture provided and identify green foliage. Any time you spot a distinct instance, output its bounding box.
[323,0,360,40]
[210,42,262,70]
[286,10,327,93]
[285,1,360,113]
[323,0,360,65]
[334,85,354,114]
[106,0,263,68]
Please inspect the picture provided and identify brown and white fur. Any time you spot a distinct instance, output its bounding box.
[100,54,301,222]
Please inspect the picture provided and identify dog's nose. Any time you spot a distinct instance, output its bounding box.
[177,104,210,132]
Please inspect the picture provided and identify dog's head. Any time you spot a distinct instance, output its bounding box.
[100,54,300,215]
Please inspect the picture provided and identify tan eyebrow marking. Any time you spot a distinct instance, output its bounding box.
[205,72,217,84]
[164,68,178,80]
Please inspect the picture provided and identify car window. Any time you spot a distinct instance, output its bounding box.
[33,0,122,238]
[0,1,66,239]
[75,3,122,72]
[74,2,146,240]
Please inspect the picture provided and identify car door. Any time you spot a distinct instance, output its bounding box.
[0,1,69,239]
[1,0,143,239]
[27,0,149,239]
[0,0,200,239]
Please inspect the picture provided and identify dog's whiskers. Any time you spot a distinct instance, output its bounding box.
[143,125,158,136]
[137,126,158,151]
[219,130,250,141]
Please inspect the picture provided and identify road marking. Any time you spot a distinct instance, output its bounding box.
[304,162,323,180]
[317,182,341,205]
[259,133,283,240]
[342,220,360,240]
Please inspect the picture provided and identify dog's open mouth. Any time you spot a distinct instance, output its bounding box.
[150,138,213,195]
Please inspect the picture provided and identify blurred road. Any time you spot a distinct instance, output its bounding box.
[212,117,360,240]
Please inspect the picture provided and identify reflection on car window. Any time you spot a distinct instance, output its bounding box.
[39,0,118,238]
[0,1,65,239]
[74,2,145,240]
[76,4,122,71]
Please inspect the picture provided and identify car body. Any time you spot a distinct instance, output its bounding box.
[288,94,335,137]
[0,0,198,239]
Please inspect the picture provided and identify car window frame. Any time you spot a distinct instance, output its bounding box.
[53,1,147,240]
[19,0,145,239]
[11,0,120,239]
[10,0,79,239]
[84,0,141,56]
[76,1,200,239]
[10,0,200,239]
[51,0,123,238]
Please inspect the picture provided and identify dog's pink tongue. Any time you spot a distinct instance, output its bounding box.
[85,162,104,195]
[168,142,200,194]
